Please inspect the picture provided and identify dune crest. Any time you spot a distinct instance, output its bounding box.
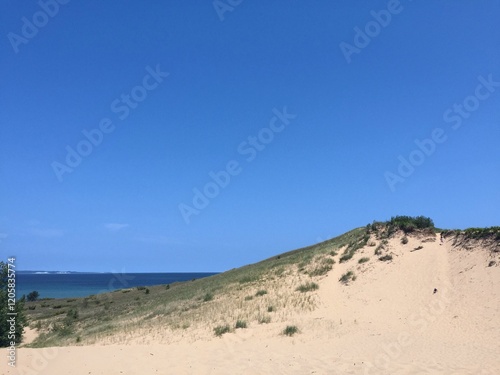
[3,224,499,374]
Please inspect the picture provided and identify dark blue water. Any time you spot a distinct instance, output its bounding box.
[15,272,218,299]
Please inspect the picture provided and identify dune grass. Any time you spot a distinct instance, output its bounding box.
[214,324,231,337]
[24,227,366,347]
[339,271,356,284]
[25,219,487,348]
[235,320,247,329]
[296,282,319,293]
[283,325,299,336]
[379,254,393,262]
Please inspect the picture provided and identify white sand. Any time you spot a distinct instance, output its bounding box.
[3,234,499,374]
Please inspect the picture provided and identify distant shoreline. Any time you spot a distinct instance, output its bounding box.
[16,270,221,274]
[16,272,219,299]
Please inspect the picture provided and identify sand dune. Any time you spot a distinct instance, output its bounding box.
[3,232,499,374]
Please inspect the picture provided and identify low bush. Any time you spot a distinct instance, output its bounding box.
[296,282,319,293]
[339,271,355,284]
[283,325,299,336]
[308,264,332,277]
[339,253,353,263]
[203,292,214,302]
[235,320,247,329]
[27,291,40,302]
[389,216,434,234]
[379,254,393,262]
[214,324,231,337]
[239,275,258,284]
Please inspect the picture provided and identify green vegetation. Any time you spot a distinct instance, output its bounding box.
[239,275,259,284]
[401,236,408,244]
[369,216,435,239]
[274,266,286,277]
[66,308,78,320]
[339,271,355,284]
[339,231,370,263]
[235,320,247,329]
[323,257,335,265]
[413,246,423,251]
[358,257,370,264]
[308,263,333,276]
[51,308,79,337]
[0,261,28,347]
[442,226,500,241]
[300,255,335,276]
[388,215,434,234]
[203,292,214,302]
[214,324,231,337]
[27,291,40,302]
[21,227,366,347]
[255,290,267,297]
[26,218,496,348]
[283,325,299,336]
[296,282,319,293]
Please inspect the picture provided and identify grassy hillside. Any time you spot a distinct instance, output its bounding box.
[22,217,499,347]
[25,227,368,347]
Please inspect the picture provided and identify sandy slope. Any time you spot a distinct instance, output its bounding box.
[3,234,499,375]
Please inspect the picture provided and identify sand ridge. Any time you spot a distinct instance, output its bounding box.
[3,233,499,374]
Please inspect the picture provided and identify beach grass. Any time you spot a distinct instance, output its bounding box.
[24,227,366,347]
[22,221,500,347]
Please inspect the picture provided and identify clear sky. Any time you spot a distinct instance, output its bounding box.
[1,1,499,272]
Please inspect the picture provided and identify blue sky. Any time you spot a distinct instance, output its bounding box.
[1,0,499,272]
